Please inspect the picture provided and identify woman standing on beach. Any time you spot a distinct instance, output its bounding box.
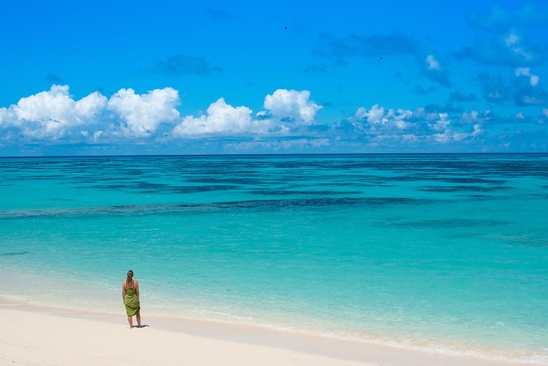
[122,270,141,328]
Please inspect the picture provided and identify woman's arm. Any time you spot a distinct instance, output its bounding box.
[135,281,140,298]
[122,282,126,301]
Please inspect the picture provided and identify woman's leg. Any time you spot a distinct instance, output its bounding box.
[127,316,134,328]
[136,311,141,328]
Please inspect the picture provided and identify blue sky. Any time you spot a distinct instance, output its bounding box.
[1,0,547,155]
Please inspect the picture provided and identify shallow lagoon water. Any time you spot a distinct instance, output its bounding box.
[1,154,547,363]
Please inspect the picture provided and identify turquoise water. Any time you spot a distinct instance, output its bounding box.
[1,154,547,363]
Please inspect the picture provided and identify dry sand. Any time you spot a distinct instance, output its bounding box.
[0,302,541,366]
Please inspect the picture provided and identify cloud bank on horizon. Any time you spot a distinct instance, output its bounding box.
[0,1,547,155]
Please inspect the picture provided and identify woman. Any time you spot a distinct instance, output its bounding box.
[122,269,141,328]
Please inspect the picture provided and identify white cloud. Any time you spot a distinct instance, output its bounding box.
[173,89,323,137]
[421,54,450,86]
[107,87,180,137]
[426,55,440,70]
[471,124,482,137]
[393,109,413,129]
[264,89,322,123]
[460,110,491,125]
[0,87,324,141]
[0,85,107,138]
[352,105,417,137]
[370,105,389,124]
[428,113,450,132]
[355,104,387,125]
[515,67,540,86]
[427,115,482,144]
[543,108,548,117]
[173,97,261,136]
[452,123,483,140]
[0,85,181,140]
[0,107,17,127]
[0,85,520,151]
[431,131,451,144]
[505,32,534,61]
[93,130,104,141]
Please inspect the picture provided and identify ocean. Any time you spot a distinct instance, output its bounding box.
[0,154,547,363]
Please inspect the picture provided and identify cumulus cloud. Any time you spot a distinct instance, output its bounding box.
[1,85,543,153]
[263,89,322,123]
[354,104,413,130]
[354,104,387,125]
[0,85,107,139]
[349,104,486,146]
[173,98,260,136]
[352,104,416,135]
[1,86,326,143]
[107,88,181,137]
[427,113,482,144]
[172,89,322,137]
[0,85,181,141]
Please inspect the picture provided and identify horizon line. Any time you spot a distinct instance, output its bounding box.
[2,152,548,159]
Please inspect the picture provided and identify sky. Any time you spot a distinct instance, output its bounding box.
[1,0,547,156]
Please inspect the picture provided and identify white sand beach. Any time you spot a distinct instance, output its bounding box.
[1,302,540,366]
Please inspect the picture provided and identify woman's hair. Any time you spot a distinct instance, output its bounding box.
[126,270,134,284]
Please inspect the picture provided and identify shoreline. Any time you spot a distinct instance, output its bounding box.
[1,287,546,365]
[2,266,546,364]
[1,299,544,366]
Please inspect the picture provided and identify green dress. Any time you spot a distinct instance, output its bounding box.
[124,287,140,316]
